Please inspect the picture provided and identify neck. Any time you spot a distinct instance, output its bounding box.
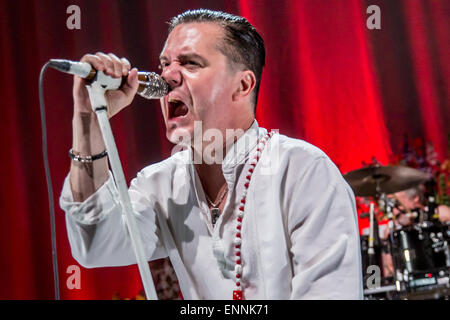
[195,162,226,202]
[193,117,255,201]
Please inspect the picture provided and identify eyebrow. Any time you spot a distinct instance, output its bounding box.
[159,53,208,66]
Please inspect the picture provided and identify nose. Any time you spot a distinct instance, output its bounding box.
[161,63,182,90]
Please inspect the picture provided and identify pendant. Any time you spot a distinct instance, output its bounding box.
[233,290,243,300]
[211,207,221,226]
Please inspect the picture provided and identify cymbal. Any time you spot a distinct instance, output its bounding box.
[343,165,430,197]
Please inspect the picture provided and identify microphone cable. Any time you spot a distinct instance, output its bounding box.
[38,61,60,300]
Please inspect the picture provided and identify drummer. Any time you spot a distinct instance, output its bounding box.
[388,186,450,228]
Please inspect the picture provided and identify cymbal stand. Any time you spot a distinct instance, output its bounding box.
[384,197,405,293]
[367,202,376,267]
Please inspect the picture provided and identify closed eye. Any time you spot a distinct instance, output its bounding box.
[158,60,199,70]
[182,60,201,69]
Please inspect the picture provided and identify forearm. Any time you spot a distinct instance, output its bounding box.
[69,110,109,202]
[68,52,138,202]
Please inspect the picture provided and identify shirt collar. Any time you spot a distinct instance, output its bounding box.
[184,119,267,192]
[222,119,267,173]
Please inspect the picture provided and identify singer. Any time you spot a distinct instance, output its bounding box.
[59,9,362,299]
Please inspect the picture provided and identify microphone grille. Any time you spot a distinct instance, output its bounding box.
[137,72,168,99]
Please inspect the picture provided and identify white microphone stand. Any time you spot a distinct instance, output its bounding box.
[85,71,158,300]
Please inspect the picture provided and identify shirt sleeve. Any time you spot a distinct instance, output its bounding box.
[59,171,168,268]
[287,157,363,299]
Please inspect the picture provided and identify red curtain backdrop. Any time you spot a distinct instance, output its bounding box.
[0,0,448,299]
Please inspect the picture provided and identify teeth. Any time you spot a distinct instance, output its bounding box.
[168,97,181,103]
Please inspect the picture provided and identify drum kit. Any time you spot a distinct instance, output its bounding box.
[344,165,450,300]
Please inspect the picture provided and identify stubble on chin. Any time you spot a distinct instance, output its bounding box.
[167,126,193,146]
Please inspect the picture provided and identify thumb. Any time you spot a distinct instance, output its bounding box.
[123,68,139,96]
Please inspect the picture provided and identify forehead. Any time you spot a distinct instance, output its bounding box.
[160,22,225,58]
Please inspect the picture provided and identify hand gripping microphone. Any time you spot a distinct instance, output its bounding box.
[48,59,168,99]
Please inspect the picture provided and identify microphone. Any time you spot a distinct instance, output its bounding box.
[48,59,168,99]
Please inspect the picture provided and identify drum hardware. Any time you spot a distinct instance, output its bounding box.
[443,239,450,267]
[390,220,450,298]
[400,285,450,300]
[424,195,438,221]
[349,165,450,299]
[399,230,413,273]
[367,203,376,264]
[363,284,397,296]
[364,199,449,299]
[360,199,384,282]
[385,198,407,292]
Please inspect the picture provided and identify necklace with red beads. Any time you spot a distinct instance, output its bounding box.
[232,130,275,300]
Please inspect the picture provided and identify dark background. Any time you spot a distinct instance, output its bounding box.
[0,0,448,299]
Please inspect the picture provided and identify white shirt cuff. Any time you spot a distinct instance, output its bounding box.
[59,171,119,225]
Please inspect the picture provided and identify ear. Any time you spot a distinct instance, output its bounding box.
[232,70,256,102]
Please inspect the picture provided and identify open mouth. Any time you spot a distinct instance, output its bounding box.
[168,98,189,119]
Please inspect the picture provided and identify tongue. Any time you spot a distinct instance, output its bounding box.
[173,104,188,117]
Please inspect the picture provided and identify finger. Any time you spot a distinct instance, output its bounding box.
[96,52,115,76]
[80,54,105,72]
[120,57,131,76]
[122,68,139,96]
[108,53,123,78]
